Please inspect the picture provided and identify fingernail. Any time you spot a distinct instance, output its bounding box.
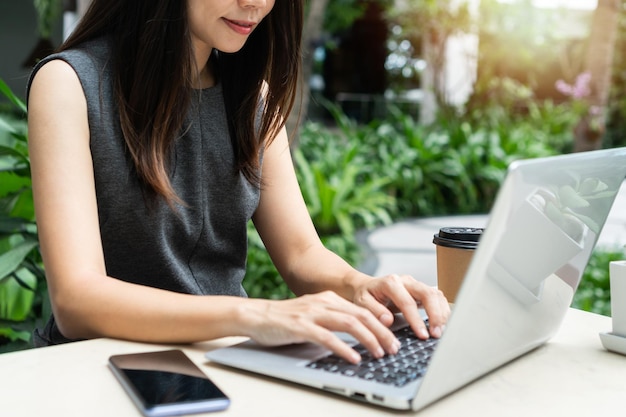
[431,326,442,338]
[351,351,362,363]
[419,327,429,339]
[391,339,401,354]
[376,347,385,358]
[379,312,393,323]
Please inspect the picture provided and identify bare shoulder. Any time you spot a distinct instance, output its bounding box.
[29,59,85,108]
[28,58,90,156]
[28,58,88,133]
[31,59,78,86]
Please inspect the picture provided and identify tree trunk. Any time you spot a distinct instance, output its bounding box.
[420,27,447,125]
[286,0,330,147]
[574,0,620,152]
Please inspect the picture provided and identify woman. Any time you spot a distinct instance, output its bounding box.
[27,0,449,364]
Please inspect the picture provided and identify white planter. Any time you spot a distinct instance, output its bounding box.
[609,260,626,337]
[489,196,585,305]
[599,260,626,356]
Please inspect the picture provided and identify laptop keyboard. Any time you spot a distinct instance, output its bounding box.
[306,325,439,387]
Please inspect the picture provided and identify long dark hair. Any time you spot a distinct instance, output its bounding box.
[60,0,304,205]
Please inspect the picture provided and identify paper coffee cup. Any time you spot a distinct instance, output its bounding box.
[433,227,483,303]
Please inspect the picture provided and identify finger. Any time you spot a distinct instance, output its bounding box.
[254,298,370,364]
[304,325,364,364]
[378,274,430,339]
[312,291,400,356]
[432,291,451,337]
[402,281,450,338]
[300,310,395,363]
[353,289,395,327]
[325,301,402,357]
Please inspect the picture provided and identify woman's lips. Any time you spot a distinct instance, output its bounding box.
[223,18,255,35]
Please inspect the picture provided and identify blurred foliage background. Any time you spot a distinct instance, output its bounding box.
[1,0,625,352]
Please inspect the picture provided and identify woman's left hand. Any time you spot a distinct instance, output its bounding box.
[352,273,451,340]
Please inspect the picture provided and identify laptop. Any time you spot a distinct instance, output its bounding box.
[206,147,626,411]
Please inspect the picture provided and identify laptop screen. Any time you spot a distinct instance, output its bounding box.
[416,147,626,408]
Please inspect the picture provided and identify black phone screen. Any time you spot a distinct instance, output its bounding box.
[123,368,225,406]
[109,349,230,416]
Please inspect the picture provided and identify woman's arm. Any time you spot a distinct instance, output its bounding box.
[253,127,450,340]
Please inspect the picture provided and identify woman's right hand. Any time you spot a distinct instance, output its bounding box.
[241,291,401,364]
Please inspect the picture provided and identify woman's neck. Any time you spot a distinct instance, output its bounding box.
[194,63,216,89]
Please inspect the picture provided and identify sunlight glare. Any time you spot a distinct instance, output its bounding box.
[497,0,597,10]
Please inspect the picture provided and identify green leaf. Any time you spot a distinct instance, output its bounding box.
[0,116,19,138]
[9,188,35,221]
[0,79,27,114]
[0,327,31,342]
[558,185,590,209]
[0,144,28,160]
[0,239,39,282]
[571,212,601,235]
[0,267,37,321]
[0,174,32,202]
[0,215,36,235]
[579,178,608,195]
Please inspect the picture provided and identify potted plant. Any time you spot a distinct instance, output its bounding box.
[533,175,615,243]
[491,173,618,305]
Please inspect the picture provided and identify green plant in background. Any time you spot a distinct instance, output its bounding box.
[311,98,563,220]
[605,0,626,149]
[23,0,63,70]
[573,246,625,317]
[294,146,395,237]
[295,104,396,237]
[33,0,63,40]
[0,79,48,352]
[465,77,577,154]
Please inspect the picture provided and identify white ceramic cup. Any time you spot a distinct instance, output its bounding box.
[609,260,626,337]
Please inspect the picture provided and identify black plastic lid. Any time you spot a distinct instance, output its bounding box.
[433,227,483,249]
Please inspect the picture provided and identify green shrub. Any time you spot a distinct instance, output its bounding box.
[294,146,395,237]
[573,246,625,317]
[305,100,563,219]
[0,79,48,352]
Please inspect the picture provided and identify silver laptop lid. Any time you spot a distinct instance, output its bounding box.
[413,147,626,410]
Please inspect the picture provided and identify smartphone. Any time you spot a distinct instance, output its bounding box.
[109,349,230,417]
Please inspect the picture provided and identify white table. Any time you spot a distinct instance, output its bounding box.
[1,308,625,416]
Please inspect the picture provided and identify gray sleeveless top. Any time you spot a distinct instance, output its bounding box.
[28,37,261,346]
